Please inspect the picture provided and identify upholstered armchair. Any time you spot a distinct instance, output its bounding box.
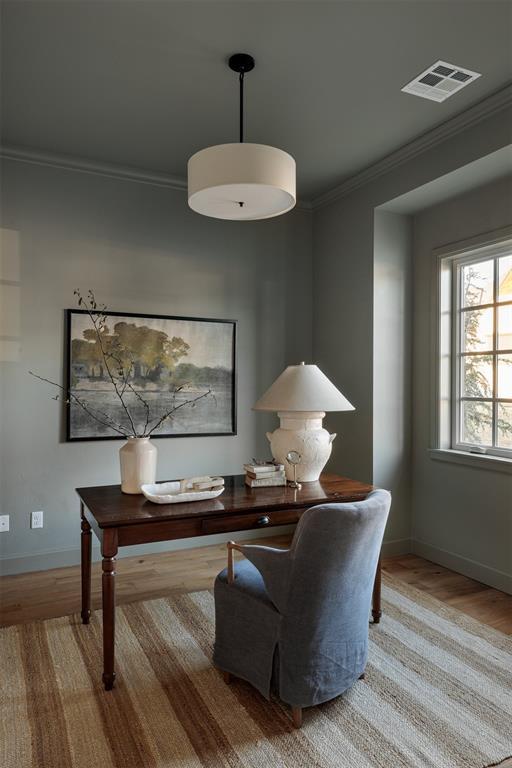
[213,489,391,727]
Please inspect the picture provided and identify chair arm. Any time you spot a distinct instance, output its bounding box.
[226,542,291,611]
[227,541,245,584]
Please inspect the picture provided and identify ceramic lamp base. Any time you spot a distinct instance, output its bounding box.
[265,411,336,483]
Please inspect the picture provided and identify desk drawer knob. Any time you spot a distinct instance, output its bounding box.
[257,515,270,526]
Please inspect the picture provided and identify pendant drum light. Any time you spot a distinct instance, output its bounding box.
[188,53,296,220]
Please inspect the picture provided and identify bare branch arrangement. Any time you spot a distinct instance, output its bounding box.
[30,290,213,438]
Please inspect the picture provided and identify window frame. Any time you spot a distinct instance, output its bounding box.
[433,228,512,464]
[451,245,512,457]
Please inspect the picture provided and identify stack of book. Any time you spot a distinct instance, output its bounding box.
[244,461,286,488]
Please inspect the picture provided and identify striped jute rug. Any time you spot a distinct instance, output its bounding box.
[1,575,511,768]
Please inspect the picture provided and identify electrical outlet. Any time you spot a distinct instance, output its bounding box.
[31,510,44,529]
[0,515,9,532]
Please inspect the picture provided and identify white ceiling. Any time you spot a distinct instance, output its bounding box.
[1,1,511,199]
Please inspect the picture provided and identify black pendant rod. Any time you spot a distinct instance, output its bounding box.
[239,72,244,143]
[228,53,255,145]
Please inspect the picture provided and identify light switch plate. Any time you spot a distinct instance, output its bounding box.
[0,515,9,532]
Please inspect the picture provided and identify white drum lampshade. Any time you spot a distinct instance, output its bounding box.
[188,53,296,221]
[253,363,355,482]
[188,143,296,221]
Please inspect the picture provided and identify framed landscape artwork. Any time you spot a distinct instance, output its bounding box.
[65,309,236,441]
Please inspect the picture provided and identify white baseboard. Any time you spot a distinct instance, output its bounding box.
[412,539,512,595]
[381,538,412,557]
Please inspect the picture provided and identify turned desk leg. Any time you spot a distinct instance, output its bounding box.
[80,504,92,625]
[101,531,118,691]
[372,553,382,624]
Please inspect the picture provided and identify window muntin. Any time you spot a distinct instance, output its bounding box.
[453,248,512,456]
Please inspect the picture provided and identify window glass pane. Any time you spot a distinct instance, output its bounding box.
[497,354,512,398]
[461,400,493,445]
[462,259,494,307]
[498,254,512,303]
[462,355,493,398]
[462,307,493,352]
[497,403,512,449]
[498,305,512,350]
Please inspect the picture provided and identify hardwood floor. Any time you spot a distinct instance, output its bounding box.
[1,536,511,633]
[383,553,512,634]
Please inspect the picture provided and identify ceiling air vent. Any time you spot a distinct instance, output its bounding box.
[402,60,481,102]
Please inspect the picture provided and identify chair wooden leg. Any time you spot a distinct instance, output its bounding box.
[223,671,232,684]
[372,554,382,623]
[291,706,302,729]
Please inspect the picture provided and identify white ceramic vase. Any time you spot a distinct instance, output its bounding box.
[119,437,157,494]
[266,411,336,483]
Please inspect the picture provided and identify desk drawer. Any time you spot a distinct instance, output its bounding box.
[201,508,301,535]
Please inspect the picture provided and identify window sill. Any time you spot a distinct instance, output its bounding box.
[429,448,512,474]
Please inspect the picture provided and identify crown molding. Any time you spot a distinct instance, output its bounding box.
[311,83,512,210]
[0,144,313,212]
[0,145,188,191]
[2,82,510,214]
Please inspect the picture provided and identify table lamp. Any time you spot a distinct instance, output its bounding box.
[253,362,355,482]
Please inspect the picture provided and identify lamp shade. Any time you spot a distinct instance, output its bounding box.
[253,363,354,413]
[188,143,296,220]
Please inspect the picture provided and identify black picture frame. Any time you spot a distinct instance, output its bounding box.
[65,309,237,442]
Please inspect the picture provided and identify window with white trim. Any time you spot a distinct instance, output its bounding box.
[450,242,512,457]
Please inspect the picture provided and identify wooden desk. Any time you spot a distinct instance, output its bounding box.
[77,473,377,690]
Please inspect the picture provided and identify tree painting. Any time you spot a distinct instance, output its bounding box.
[72,323,191,385]
[32,291,236,441]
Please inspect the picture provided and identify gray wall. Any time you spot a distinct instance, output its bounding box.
[0,159,312,573]
[411,176,512,592]
[312,106,511,555]
[373,211,412,548]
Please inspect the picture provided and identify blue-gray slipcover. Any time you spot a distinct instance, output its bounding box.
[213,489,391,708]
